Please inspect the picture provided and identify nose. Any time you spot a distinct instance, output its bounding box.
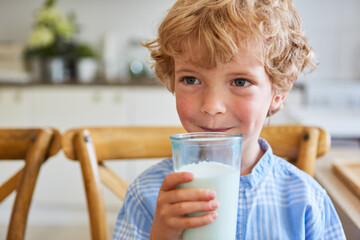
[200,89,226,116]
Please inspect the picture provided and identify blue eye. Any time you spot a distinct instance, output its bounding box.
[184,77,200,85]
[233,78,250,87]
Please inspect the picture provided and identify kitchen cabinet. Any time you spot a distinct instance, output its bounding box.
[0,87,29,126]
[0,85,180,130]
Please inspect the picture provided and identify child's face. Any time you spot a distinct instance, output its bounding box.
[174,41,287,143]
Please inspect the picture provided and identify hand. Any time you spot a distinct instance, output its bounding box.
[149,172,218,240]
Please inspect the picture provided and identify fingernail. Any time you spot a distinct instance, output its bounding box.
[207,190,216,199]
[210,200,218,209]
[210,212,218,221]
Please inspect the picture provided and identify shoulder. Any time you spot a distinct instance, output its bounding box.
[127,159,173,217]
[269,156,345,239]
[132,158,174,195]
[259,138,326,198]
[127,158,173,211]
[113,159,173,240]
[138,158,174,180]
[271,155,326,198]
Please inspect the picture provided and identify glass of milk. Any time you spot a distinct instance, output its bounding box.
[170,132,242,240]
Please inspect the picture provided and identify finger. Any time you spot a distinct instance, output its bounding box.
[170,212,218,229]
[165,188,216,204]
[170,200,219,215]
[161,172,194,191]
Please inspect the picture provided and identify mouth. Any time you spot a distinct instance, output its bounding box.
[199,126,233,132]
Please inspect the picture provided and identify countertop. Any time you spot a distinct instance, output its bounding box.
[315,147,360,240]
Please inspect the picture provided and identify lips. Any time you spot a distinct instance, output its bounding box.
[200,126,233,132]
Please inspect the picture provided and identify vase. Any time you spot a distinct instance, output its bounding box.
[27,57,43,83]
[43,57,71,83]
[76,58,98,83]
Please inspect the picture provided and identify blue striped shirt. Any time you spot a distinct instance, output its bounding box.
[113,138,346,239]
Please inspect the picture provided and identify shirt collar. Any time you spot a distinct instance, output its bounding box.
[239,138,273,190]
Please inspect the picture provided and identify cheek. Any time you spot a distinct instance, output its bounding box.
[232,103,257,123]
[232,97,271,125]
[175,93,195,122]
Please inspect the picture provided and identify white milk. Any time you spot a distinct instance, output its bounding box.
[178,161,240,240]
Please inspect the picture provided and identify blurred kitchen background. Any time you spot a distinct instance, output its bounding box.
[0,0,359,239]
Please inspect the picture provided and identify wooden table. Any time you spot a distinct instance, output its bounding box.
[315,147,360,240]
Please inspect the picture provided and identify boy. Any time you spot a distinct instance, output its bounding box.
[113,0,346,239]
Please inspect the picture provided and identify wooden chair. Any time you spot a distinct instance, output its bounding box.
[260,125,330,176]
[0,128,61,240]
[61,125,330,240]
[62,126,185,240]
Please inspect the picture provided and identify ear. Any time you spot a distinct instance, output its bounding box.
[269,91,288,111]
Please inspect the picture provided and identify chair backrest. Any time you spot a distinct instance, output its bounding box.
[62,126,185,240]
[62,125,330,240]
[260,125,330,176]
[0,128,61,240]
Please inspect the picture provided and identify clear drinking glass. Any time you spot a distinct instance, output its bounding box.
[170,132,243,240]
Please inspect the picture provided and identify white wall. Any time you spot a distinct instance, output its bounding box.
[1,0,360,82]
[295,0,360,81]
[0,0,174,48]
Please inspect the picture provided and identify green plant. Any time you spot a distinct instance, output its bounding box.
[25,0,77,59]
[74,43,97,59]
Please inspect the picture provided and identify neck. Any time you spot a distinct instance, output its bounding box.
[240,138,264,176]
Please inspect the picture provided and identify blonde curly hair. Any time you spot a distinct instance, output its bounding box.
[144,0,316,94]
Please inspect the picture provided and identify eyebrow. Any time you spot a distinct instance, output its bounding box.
[227,72,257,79]
[174,68,199,75]
[175,65,259,79]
